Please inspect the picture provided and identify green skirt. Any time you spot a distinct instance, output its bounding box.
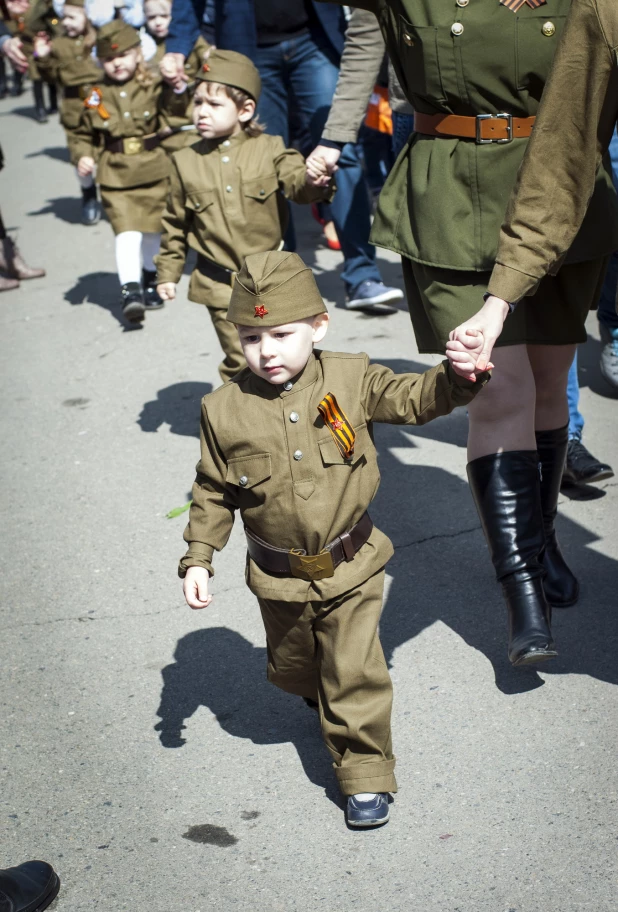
[402,257,610,353]
[100,179,169,235]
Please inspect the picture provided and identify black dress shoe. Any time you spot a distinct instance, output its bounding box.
[142,269,164,310]
[0,860,60,911]
[81,186,100,226]
[562,439,614,486]
[121,282,145,323]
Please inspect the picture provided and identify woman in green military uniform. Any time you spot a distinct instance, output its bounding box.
[321,0,618,666]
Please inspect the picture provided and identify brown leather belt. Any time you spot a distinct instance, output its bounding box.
[104,133,161,155]
[245,512,374,581]
[64,85,92,100]
[414,112,536,144]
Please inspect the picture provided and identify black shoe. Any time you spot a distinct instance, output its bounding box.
[562,439,614,486]
[142,269,164,310]
[81,186,100,225]
[0,860,60,912]
[121,282,145,323]
[467,451,558,667]
[536,426,579,608]
[346,793,390,828]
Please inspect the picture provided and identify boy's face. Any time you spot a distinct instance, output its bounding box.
[237,315,329,385]
[144,2,171,38]
[192,82,255,140]
[102,47,140,82]
[62,5,87,36]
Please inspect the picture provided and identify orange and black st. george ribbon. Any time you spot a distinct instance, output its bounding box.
[317,393,355,461]
[500,0,547,11]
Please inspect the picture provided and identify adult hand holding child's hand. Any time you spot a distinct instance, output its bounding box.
[183,567,213,610]
[305,155,331,188]
[446,329,494,383]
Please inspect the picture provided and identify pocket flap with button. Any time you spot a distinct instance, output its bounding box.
[243,173,279,201]
[186,190,214,213]
[226,453,272,489]
[318,424,371,467]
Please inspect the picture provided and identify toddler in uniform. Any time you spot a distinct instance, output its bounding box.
[155,49,333,383]
[179,250,491,827]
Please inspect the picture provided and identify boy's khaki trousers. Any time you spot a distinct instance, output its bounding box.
[258,570,397,796]
[188,269,246,383]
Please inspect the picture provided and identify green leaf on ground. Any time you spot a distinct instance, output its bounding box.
[166,501,192,519]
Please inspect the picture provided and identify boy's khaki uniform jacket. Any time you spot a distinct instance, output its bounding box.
[321,0,618,272]
[71,78,186,186]
[36,36,101,132]
[179,350,487,601]
[157,131,333,282]
[488,0,618,303]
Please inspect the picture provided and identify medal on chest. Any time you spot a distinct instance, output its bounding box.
[318,393,356,461]
[83,86,110,120]
[500,0,547,11]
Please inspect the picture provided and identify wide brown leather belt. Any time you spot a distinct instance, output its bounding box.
[64,85,92,99]
[245,512,374,581]
[414,112,536,144]
[104,133,161,155]
[196,255,237,288]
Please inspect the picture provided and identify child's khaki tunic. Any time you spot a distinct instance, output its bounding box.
[36,36,101,163]
[72,78,185,233]
[179,350,487,794]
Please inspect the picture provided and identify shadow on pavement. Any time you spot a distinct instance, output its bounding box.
[65,271,142,332]
[155,627,341,806]
[28,195,84,225]
[138,381,212,437]
[25,145,71,163]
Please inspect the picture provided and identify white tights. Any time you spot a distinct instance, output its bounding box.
[115,231,161,286]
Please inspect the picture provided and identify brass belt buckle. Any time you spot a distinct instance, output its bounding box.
[123,136,143,155]
[288,549,335,581]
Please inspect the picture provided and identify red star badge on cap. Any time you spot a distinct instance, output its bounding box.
[111,42,119,49]
[202,63,210,72]
[254,304,268,318]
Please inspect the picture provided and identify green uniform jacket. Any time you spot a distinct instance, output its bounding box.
[36,36,101,131]
[156,131,333,281]
[179,350,488,601]
[323,0,618,272]
[71,77,186,187]
[488,0,618,303]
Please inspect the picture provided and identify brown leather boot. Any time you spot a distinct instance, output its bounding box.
[0,237,45,280]
[0,274,20,292]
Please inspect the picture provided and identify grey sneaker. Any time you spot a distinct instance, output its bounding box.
[346,281,403,315]
[599,323,618,391]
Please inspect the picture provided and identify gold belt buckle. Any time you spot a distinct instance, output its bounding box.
[288,549,335,581]
[123,136,144,155]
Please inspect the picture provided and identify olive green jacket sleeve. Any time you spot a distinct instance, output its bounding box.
[156,158,188,284]
[363,360,489,425]
[488,0,618,303]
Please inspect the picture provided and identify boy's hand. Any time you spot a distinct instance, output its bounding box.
[77,156,95,177]
[157,282,176,301]
[446,329,494,383]
[33,33,51,57]
[306,155,332,188]
[183,566,212,610]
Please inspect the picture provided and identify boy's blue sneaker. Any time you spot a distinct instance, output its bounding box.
[346,281,403,315]
[346,793,390,828]
[599,323,618,391]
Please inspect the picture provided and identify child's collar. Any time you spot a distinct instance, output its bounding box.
[201,130,250,154]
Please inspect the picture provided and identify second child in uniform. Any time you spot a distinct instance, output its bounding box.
[155,49,334,383]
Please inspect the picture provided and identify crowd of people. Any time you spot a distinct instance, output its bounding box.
[1,0,618,889]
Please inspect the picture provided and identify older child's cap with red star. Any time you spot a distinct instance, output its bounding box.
[227,251,327,327]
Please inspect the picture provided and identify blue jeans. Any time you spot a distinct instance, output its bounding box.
[391,112,415,160]
[254,32,383,294]
[567,350,584,441]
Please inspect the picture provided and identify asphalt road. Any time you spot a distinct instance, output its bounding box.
[1,95,618,912]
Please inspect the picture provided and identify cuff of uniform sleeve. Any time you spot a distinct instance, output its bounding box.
[487,263,542,304]
[446,361,491,391]
[319,134,351,148]
[178,543,215,579]
[154,264,184,285]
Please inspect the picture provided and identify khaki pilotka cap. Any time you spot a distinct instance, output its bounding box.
[226,252,327,327]
[195,48,262,102]
[96,21,140,59]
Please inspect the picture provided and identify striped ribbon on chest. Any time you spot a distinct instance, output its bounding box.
[317,393,356,461]
[500,0,547,10]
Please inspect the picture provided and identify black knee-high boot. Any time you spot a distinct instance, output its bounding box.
[536,425,579,608]
[467,451,558,667]
[32,80,47,123]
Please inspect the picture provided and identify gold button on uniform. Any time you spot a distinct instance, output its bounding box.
[239,475,248,486]
[451,22,464,36]
[403,32,414,46]
[542,21,556,36]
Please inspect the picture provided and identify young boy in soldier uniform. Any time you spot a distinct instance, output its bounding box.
[179,250,490,828]
[155,49,333,384]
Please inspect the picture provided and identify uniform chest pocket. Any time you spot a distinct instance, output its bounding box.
[226,453,271,490]
[516,15,567,91]
[397,16,446,105]
[186,190,214,213]
[318,423,372,467]
[242,173,279,202]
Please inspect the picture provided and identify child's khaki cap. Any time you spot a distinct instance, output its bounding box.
[96,21,140,59]
[227,252,327,327]
[195,49,261,102]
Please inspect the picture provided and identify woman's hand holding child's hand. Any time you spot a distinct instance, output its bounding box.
[306,155,332,188]
[446,329,494,383]
[183,566,213,610]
